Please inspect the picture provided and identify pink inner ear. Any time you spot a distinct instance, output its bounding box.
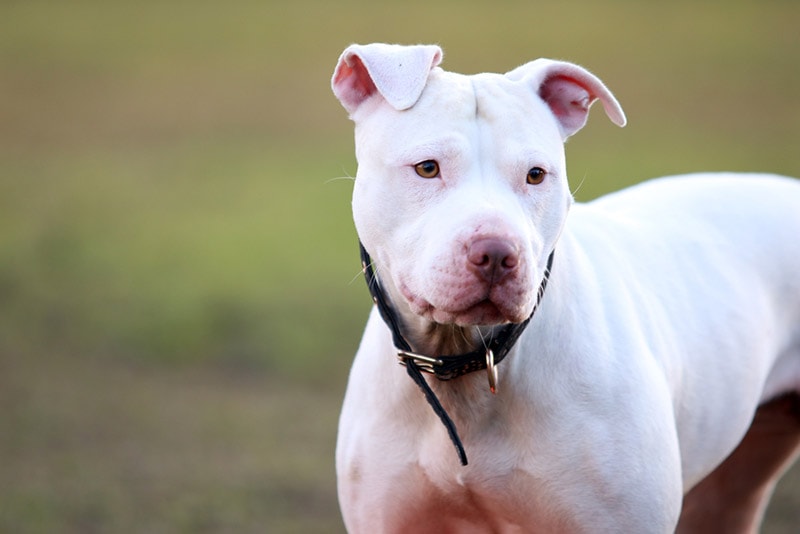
[539,75,592,137]
[334,55,378,111]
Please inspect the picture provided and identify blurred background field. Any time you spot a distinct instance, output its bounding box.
[1,0,798,532]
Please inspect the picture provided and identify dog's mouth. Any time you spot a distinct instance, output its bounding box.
[432,299,512,326]
[400,280,527,327]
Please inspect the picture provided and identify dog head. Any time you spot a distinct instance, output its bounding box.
[333,43,625,329]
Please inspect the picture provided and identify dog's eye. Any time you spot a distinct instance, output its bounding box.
[526,167,546,185]
[414,160,440,179]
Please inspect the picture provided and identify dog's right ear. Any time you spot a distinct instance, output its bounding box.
[332,43,443,116]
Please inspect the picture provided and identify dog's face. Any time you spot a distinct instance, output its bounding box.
[333,44,625,327]
[351,69,569,326]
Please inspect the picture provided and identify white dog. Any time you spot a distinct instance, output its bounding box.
[331,43,800,533]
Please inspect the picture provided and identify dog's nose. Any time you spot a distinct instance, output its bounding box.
[467,238,519,284]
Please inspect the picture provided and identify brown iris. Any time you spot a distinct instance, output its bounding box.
[414,160,440,179]
[526,167,546,185]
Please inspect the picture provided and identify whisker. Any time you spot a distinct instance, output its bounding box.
[325,165,356,185]
[350,255,378,286]
[348,268,365,286]
[476,327,489,351]
[571,171,588,197]
[325,175,356,185]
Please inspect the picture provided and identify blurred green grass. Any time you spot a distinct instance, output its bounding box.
[1,1,799,532]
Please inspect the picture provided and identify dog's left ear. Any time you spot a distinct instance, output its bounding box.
[332,43,443,116]
[507,59,626,139]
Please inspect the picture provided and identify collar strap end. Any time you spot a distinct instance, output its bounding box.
[397,351,443,373]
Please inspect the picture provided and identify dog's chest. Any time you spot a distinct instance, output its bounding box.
[342,460,580,533]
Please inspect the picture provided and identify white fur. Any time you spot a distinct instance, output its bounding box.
[332,43,800,532]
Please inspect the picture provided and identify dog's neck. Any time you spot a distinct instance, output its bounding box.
[360,240,556,465]
[389,306,487,357]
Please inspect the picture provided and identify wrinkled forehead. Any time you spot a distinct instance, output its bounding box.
[353,70,475,143]
[354,68,561,161]
[414,69,476,121]
[416,69,553,128]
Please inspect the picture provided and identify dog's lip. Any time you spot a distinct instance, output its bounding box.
[432,299,510,326]
[399,280,522,326]
[397,279,436,315]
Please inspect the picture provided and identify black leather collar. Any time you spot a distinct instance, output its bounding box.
[359,241,555,466]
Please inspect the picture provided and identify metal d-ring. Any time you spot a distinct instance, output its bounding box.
[486,349,498,394]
